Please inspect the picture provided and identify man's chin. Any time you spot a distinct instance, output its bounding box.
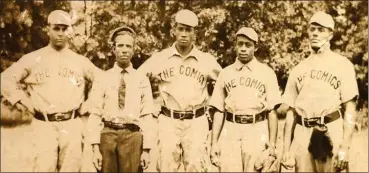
[117,60,130,66]
[176,42,191,48]
[238,57,252,64]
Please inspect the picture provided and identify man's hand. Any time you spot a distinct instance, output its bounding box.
[141,149,150,170]
[210,142,221,167]
[281,151,295,170]
[92,144,102,171]
[334,146,349,171]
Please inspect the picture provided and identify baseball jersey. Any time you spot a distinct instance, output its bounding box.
[209,58,281,115]
[1,45,101,114]
[138,43,222,111]
[87,63,156,148]
[282,47,359,118]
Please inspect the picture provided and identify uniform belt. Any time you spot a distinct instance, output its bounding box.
[296,110,340,128]
[225,111,267,124]
[34,110,77,122]
[160,106,205,120]
[103,119,140,131]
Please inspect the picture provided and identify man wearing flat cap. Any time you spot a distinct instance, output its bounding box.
[138,9,222,172]
[86,26,156,172]
[280,11,359,172]
[1,10,102,172]
[208,27,280,172]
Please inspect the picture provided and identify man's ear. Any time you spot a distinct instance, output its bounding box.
[46,25,50,36]
[328,33,334,41]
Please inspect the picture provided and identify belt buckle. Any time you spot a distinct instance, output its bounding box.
[54,113,65,121]
[178,112,187,120]
[240,116,250,124]
[305,118,317,127]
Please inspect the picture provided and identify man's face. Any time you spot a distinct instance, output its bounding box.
[174,23,195,48]
[113,34,134,66]
[236,35,256,64]
[308,23,333,49]
[48,24,69,50]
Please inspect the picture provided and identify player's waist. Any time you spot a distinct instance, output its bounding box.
[224,111,267,124]
[160,106,206,120]
[102,117,141,131]
[296,110,341,128]
[34,110,79,122]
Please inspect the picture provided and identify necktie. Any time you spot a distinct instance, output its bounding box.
[118,70,126,109]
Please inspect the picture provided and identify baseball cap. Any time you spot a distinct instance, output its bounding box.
[175,9,198,27]
[48,10,71,26]
[309,11,335,30]
[236,27,258,43]
[108,26,136,44]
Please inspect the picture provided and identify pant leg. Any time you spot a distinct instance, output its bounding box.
[157,114,182,172]
[241,120,269,172]
[56,118,84,172]
[33,119,59,172]
[182,115,211,172]
[100,127,118,173]
[1,124,38,172]
[218,121,243,172]
[117,129,143,172]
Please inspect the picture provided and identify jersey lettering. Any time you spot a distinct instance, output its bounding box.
[157,65,206,86]
[310,70,340,89]
[225,76,266,95]
[158,67,175,81]
[35,68,50,83]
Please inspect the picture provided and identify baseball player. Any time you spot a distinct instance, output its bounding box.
[86,26,156,172]
[208,27,280,172]
[1,10,102,172]
[280,11,359,172]
[138,9,222,172]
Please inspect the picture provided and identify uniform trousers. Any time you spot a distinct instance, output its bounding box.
[290,117,344,172]
[32,117,84,172]
[157,114,211,172]
[217,119,269,172]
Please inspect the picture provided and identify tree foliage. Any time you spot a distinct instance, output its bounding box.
[1,0,367,119]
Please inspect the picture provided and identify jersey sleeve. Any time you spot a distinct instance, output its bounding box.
[266,70,282,110]
[207,54,222,81]
[340,62,359,103]
[208,71,226,112]
[282,69,299,108]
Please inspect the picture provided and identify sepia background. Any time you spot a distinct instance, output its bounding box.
[0,0,368,172]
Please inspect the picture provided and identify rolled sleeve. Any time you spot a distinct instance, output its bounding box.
[208,72,225,112]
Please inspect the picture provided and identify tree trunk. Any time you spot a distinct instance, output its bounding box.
[131,0,135,9]
[159,0,165,18]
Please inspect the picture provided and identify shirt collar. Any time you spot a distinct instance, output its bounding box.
[169,42,199,61]
[113,62,134,74]
[310,42,332,56]
[47,43,70,53]
[234,58,257,71]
